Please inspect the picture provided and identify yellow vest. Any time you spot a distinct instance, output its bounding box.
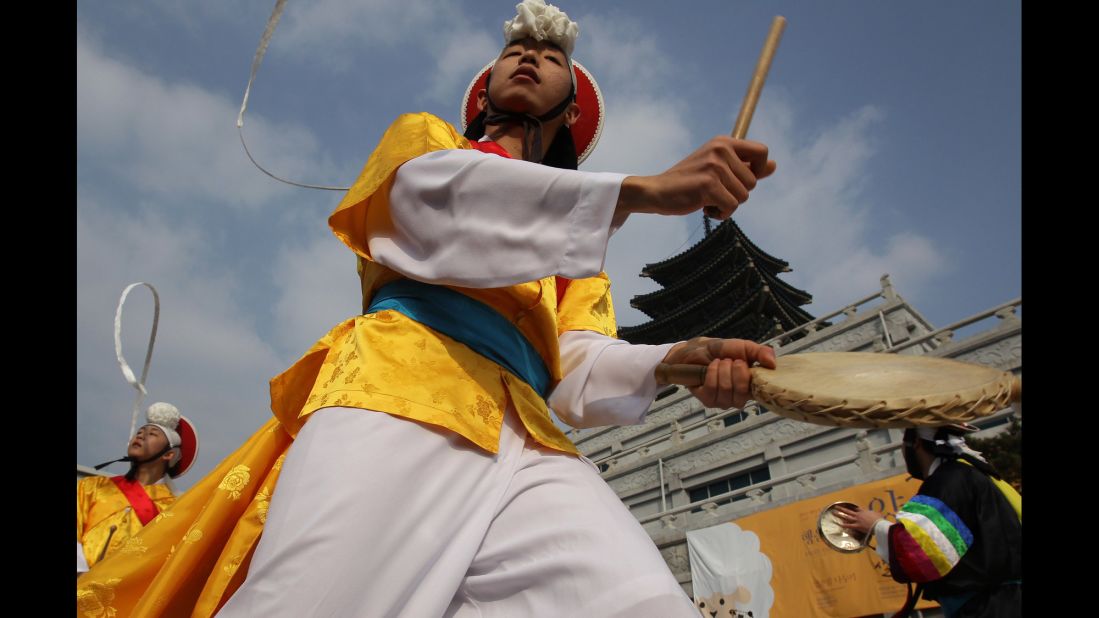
[270,112,617,455]
[76,476,176,569]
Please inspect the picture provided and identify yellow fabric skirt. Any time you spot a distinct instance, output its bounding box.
[77,418,292,618]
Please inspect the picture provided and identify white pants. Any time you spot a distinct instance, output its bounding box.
[217,406,696,617]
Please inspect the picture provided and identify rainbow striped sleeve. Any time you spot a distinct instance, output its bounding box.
[889,495,973,582]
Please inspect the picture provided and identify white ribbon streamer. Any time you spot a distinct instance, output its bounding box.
[114,282,160,441]
[237,0,350,192]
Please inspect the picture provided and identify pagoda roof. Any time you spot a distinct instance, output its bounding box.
[619,217,820,346]
[619,278,815,345]
[620,284,765,344]
[641,220,791,286]
[631,240,750,312]
[632,253,813,320]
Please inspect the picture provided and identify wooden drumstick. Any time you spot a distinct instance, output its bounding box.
[655,362,758,388]
[96,525,118,563]
[654,363,708,387]
[705,15,786,219]
[732,15,787,140]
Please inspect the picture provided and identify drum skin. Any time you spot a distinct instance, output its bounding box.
[748,352,1019,428]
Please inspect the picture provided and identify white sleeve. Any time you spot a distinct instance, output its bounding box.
[873,518,894,562]
[548,330,675,429]
[77,542,90,573]
[369,149,629,288]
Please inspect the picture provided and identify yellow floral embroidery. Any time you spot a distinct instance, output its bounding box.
[118,536,148,556]
[222,554,245,576]
[469,395,497,424]
[255,487,272,524]
[77,578,122,618]
[184,526,204,544]
[273,454,286,471]
[394,398,412,414]
[414,338,427,351]
[343,366,361,384]
[218,465,252,500]
[327,364,344,386]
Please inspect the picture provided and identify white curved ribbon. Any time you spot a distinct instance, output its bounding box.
[114,282,160,440]
[237,0,349,192]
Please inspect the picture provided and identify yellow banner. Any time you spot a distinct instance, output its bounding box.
[732,473,939,617]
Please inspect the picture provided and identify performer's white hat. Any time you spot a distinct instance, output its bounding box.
[140,402,200,478]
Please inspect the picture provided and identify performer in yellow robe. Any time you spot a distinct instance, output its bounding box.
[77,402,198,573]
[77,1,779,615]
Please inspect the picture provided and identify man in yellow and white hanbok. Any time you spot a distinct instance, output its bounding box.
[77,402,198,573]
[77,2,779,616]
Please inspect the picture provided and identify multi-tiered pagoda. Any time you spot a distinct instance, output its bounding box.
[618,219,819,345]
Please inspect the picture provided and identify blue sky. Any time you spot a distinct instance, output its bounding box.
[77,0,1020,490]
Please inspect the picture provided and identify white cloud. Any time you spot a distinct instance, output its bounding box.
[728,94,950,316]
[76,1,956,489]
[588,66,949,330]
[279,0,440,56]
[270,232,364,353]
[574,12,675,94]
[586,96,698,327]
[277,0,492,86]
[570,12,698,327]
[77,199,287,489]
[273,0,503,110]
[77,29,338,210]
[424,30,501,107]
[808,232,950,307]
[583,96,692,176]
[75,25,365,485]
[604,214,693,327]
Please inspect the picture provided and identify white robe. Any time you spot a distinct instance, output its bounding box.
[217,149,694,617]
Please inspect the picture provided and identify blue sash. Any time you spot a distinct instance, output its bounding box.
[366,279,551,398]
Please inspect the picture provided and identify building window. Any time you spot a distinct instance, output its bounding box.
[973,414,1011,430]
[689,466,771,512]
[723,410,749,427]
[655,385,678,401]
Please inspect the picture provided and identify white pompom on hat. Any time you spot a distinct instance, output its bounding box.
[503,0,579,58]
[145,401,182,448]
